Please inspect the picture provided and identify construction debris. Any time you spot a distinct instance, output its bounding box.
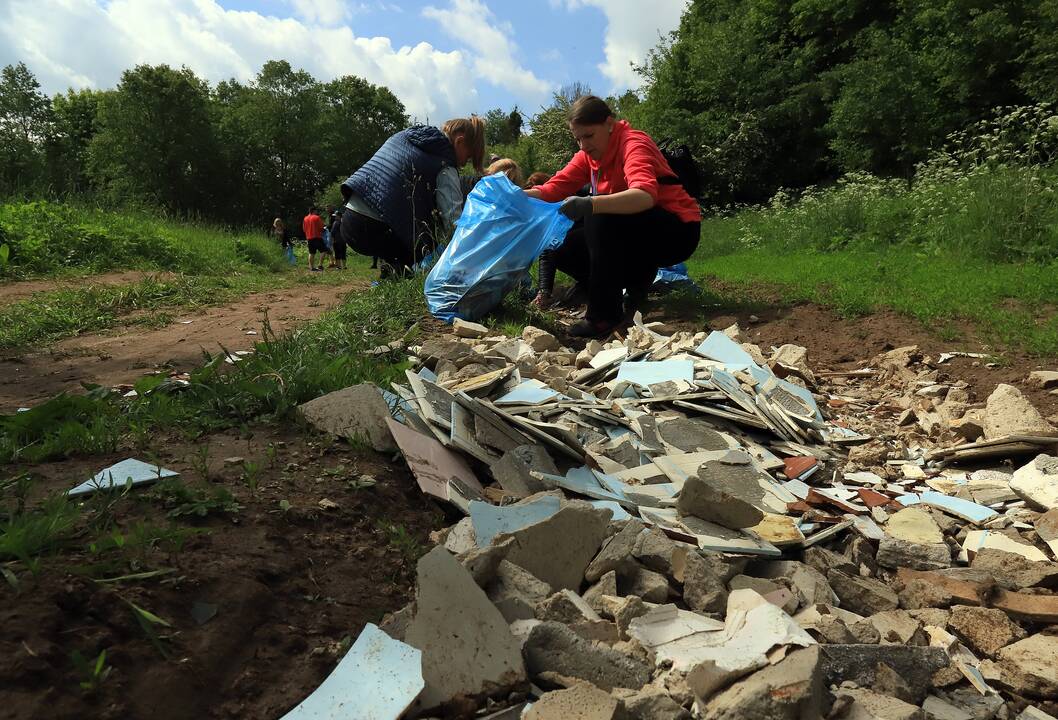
[288,325,1058,718]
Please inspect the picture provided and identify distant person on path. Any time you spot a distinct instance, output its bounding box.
[525,95,701,337]
[323,205,338,268]
[273,216,295,265]
[329,209,347,270]
[303,207,326,272]
[339,117,486,277]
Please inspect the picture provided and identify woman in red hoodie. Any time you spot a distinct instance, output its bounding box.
[525,95,701,337]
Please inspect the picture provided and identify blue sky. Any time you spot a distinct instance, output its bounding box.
[0,0,689,121]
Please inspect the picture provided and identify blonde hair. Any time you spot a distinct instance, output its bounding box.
[442,116,486,173]
[486,158,523,186]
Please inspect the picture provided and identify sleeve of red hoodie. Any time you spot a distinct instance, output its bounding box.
[621,135,662,203]
[532,152,592,203]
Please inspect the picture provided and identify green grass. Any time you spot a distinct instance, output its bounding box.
[0,200,289,278]
[0,275,426,464]
[689,162,1058,355]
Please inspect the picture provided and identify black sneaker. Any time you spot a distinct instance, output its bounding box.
[568,318,619,338]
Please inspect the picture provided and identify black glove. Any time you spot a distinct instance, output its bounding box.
[559,196,593,221]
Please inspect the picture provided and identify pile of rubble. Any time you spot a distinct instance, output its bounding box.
[288,316,1058,720]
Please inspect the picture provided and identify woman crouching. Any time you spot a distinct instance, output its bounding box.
[525,96,701,337]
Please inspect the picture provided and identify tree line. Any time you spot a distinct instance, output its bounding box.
[3,0,1057,221]
[630,0,1058,204]
[0,60,407,225]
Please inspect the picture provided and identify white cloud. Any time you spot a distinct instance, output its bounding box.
[0,0,477,121]
[289,0,351,26]
[560,0,689,90]
[422,0,552,104]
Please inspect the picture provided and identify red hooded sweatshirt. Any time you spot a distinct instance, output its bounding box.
[533,120,701,223]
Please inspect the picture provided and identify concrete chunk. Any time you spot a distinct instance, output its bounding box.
[1029,371,1058,389]
[994,634,1058,698]
[536,589,602,624]
[453,318,490,338]
[522,325,561,352]
[622,688,691,720]
[970,547,1058,590]
[585,520,646,582]
[1011,454,1058,511]
[297,384,397,452]
[820,645,949,705]
[827,570,899,616]
[751,561,838,607]
[523,621,651,692]
[984,384,1056,440]
[524,684,618,720]
[620,565,671,603]
[947,605,1027,658]
[404,547,526,711]
[632,526,690,577]
[700,646,823,720]
[683,551,746,615]
[490,445,557,497]
[487,560,553,622]
[501,503,613,591]
[876,536,952,571]
[583,571,618,612]
[836,688,924,720]
[867,610,927,646]
[885,507,944,545]
[676,464,765,530]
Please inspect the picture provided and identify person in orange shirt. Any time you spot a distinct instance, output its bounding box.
[302,207,326,272]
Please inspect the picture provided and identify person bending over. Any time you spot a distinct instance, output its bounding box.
[340,117,486,276]
[525,95,701,337]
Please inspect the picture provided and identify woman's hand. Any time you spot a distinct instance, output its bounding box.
[559,196,594,220]
[530,291,552,309]
[524,188,543,199]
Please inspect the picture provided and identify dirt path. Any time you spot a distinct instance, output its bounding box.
[0,270,166,306]
[0,278,364,411]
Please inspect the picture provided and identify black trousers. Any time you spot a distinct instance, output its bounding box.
[340,210,413,270]
[552,207,700,323]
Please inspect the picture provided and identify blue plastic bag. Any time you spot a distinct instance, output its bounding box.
[653,262,696,289]
[426,174,572,322]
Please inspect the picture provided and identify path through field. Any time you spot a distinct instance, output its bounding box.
[0,275,366,411]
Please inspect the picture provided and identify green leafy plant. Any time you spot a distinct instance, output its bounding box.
[377,520,423,567]
[0,495,81,573]
[241,459,262,495]
[148,478,242,519]
[70,649,112,692]
[125,599,172,659]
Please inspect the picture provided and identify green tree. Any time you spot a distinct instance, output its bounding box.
[0,62,54,194]
[484,106,524,146]
[317,74,407,189]
[88,64,220,214]
[46,88,105,194]
[526,92,580,174]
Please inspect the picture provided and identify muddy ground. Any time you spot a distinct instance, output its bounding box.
[0,277,366,412]
[1,427,445,720]
[3,278,1058,719]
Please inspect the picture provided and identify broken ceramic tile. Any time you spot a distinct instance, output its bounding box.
[617,359,695,387]
[69,458,179,497]
[280,623,423,719]
[470,495,563,547]
[386,418,483,506]
[495,380,560,406]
